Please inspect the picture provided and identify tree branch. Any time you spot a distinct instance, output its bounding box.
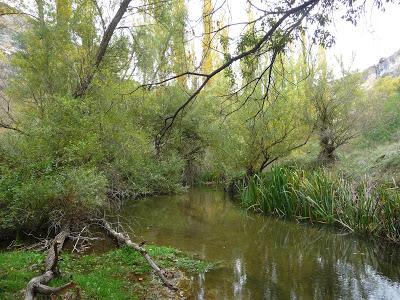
[73,0,132,98]
[25,227,71,300]
[156,0,319,144]
[98,218,178,292]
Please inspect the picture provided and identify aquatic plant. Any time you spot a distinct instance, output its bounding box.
[240,167,400,242]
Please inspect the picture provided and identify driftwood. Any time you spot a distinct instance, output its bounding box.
[99,219,177,292]
[23,219,176,298]
[25,228,74,300]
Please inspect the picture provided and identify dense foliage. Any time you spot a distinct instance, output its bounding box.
[0,0,398,241]
[0,1,194,233]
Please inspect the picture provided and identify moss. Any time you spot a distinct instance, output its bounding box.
[0,246,214,299]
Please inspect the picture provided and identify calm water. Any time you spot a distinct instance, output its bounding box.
[120,187,400,300]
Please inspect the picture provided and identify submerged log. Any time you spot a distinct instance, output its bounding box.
[99,219,177,292]
[25,227,74,300]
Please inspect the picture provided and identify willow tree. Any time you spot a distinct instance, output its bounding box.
[310,48,363,165]
[152,0,397,148]
[212,51,312,178]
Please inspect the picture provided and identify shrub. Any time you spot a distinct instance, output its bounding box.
[0,94,185,235]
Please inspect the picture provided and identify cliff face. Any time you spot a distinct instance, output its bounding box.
[362,50,400,88]
[0,3,28,92]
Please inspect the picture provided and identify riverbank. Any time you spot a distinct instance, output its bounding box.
[240,167,400,243]
[108,187,400,298]
[0,245,213,299]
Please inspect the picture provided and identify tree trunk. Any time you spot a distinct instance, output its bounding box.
[318,138,337,166]
[246,165,255,178]
[73,0,132,98]
[25,227,74,300]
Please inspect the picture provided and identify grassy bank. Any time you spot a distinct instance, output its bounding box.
[240,167,400,243]
[0,246,213,299]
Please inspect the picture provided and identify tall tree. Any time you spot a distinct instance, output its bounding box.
[55,0,72,26]
[73,0,132,97]
[201,0,214,74]
[171,0,188,86]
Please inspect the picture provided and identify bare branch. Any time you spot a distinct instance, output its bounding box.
[155,0,319,143]
[25,227,71,300]
[97,218,178,292]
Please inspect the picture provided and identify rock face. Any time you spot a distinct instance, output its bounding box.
[0,2,28,117]
[362,50,400,88]
[0,5,26,57]
[0,3,27,76]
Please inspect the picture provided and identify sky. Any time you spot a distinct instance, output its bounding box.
[6,0,400,73]
[328,2,400,71]
[187,0,400,73]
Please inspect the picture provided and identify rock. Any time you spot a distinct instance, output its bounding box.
[0,4,27,56]
[361,49,400,89]
[0,2,29,117]
[0,3,28,67]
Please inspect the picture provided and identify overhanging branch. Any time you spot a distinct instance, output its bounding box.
[155,0,319,144]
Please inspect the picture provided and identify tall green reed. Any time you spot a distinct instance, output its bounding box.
[240,167,400,243]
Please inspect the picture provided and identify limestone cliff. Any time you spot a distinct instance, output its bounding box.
[362,50,400,88]
[0,2,28,92]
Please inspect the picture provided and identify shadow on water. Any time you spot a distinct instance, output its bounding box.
[118,187,400,300]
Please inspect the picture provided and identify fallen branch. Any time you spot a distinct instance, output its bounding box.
[98,219,177,291]
[25,227,74,300]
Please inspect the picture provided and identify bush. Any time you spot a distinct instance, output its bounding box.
[0,163,107,233]
[0,94,185,235]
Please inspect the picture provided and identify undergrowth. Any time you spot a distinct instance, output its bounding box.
[0,246,213,299]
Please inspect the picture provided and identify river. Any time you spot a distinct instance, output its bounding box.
[119,187,400,299]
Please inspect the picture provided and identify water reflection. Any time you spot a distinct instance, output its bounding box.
[233,258,247,299]
[121,187,400,299]
[198,273,205,300]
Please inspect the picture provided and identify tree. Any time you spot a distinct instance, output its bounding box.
[201,0,214,74]
[151,0,394,143]
[310,49,363,165]
[171,0,189,86]
[205,52,312,181]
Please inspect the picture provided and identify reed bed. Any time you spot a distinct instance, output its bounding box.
[240,167,400,243]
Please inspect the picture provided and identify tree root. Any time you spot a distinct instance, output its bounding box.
[97,218,178,292]
[24,227,75,300]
